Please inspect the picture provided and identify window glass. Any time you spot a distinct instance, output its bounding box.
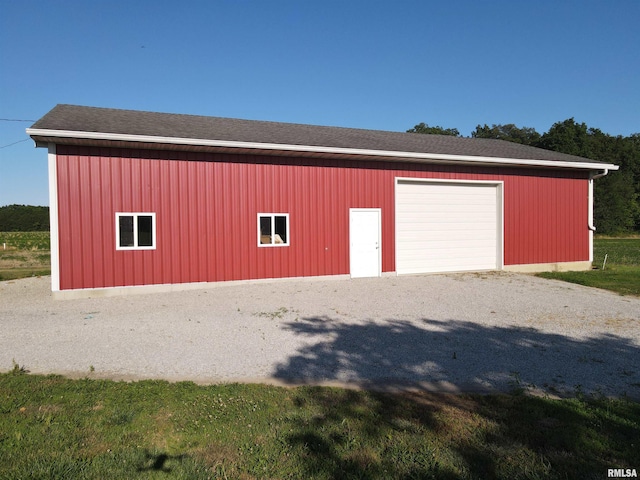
[119,215,134,247]
[259,216,272,244]
[137,215,153,247]
[274,215,287,243]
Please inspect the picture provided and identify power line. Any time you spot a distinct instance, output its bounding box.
[0,117,36,148]
[0,139,30,149]
[0,118,36,122]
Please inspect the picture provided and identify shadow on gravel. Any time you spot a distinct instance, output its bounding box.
[273,316,640,398]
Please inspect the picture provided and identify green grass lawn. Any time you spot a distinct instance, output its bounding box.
[537,238,640,296]
[0,265,51,281]
[1,371,638,479]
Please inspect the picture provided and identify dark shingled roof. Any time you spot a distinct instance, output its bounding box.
[29,104,613,167]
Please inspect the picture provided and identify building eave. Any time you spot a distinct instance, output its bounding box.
[26,128,620,171]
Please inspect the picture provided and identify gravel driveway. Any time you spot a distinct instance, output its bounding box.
[1,273,639,398]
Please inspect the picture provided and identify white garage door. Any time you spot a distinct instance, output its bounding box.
[396,179,502,275]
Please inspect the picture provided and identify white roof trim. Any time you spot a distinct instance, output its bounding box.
[26,128,620,171]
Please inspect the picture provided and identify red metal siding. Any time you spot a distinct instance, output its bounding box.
[55,146,590,290]
[502,169,588,265]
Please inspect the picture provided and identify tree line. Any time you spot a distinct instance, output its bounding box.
[408,119,640,234]
[0,204,50,231]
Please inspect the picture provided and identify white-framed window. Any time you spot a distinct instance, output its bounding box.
[258,213,289,247]
[116,212,156,250]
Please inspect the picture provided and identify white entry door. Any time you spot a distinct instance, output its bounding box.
[350,208,381,278]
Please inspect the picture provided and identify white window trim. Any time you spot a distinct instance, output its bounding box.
[257,213,290,247]
[116,212,156,250]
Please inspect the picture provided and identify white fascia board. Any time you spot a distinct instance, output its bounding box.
[26,128,620,171]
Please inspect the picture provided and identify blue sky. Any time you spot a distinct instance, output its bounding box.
[1,0,639,207]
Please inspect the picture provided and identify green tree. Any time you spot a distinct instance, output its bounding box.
[539,119,640,234]
[594,172,638,234]
[472,123,541,145]
[0,205,50,231]
[537,118,592,157]
[407,123,461,136]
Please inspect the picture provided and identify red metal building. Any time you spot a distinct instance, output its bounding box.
[27,105,618,298]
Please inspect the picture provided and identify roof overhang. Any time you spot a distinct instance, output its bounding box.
[26,128,620,171]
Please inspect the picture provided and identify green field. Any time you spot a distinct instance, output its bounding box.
[538,238,640,296]
[0,232,51,281]
[0,231,50,251]
[1,370,638,479]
